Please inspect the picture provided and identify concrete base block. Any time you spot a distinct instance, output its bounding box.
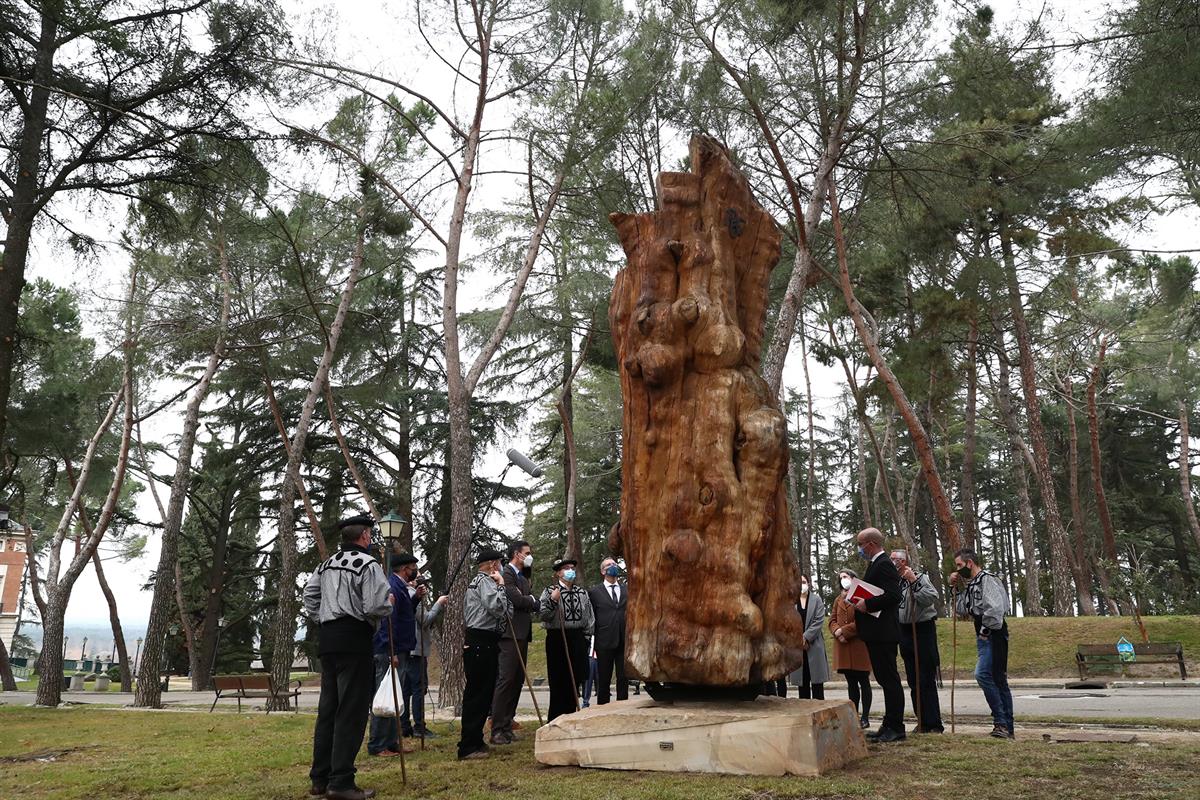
[534,695,867,776]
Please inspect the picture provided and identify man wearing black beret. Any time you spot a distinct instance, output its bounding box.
[303,514,392,800]
[456,547,511,760]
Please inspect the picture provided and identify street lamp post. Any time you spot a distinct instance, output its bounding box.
[133,637,143,676]
[376,510,409,776]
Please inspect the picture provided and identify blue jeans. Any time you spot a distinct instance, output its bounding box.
[367,653,405,754]
[400,655,426,734]
[975,627,1013,733]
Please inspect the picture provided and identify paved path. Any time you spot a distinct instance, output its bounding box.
[3,680,1198,724]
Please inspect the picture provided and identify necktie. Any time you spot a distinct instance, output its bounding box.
[611,584,619,604]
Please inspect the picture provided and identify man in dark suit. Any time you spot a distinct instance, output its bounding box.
[587,557,628,705]
[851,527,906,742]
[489,539,538,745]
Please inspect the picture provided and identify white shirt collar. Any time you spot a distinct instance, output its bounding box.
[870,550,885,562]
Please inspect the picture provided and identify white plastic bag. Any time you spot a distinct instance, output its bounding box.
[371,666,405,718]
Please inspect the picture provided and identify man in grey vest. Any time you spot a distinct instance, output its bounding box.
[303,515,391,800]
[892,549,943,733]
[457,547,511,760]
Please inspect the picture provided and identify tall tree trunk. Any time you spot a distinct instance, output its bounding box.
[0,13,56,456]
[191,483,235,691]
[269,219,368,710]
[993,323,1045,615]
[831,181,962,553]
[396,291,415,552]
[1177,400,1200,551]
[1064,379,1097,614]
[855,417,874,529]
[800,324,816,579]
[961,317,979,550]
[1086,336,1129,618]
[90,549,132,691]
[134,246,230,707]
[998,218,1075,615]
[36,266,136,707]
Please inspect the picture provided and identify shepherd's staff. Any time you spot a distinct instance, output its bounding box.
[909,580,923,733]
[950,585,958,734]
[506,607,545,726]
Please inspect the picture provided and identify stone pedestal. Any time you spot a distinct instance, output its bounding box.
[534,696,867,777]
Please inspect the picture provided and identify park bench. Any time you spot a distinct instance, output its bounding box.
[1075,642,1187,680]
[209,674,302,713]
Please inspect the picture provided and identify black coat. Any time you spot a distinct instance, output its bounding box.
[501,563,538,641]
[587,581,627,652]
[854,554,902,643]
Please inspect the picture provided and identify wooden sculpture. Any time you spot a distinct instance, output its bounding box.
[609,134,806,690]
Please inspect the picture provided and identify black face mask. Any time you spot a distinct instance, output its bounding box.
[957,565,972,579]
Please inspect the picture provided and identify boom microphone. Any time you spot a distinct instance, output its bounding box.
[506,448,544,478]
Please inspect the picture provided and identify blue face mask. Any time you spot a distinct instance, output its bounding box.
[563,569,576,582]
[605,565,620,578]
[858,547,869,560]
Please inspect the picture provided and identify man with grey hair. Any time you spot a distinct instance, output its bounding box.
[891,549,943,733]
[588,556,628,705]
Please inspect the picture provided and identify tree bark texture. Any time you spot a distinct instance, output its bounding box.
[91,549,132,691]
[609,135,805,686]
[135,253,230,707]
[993,323,1045,615]
[998,219,1076,615]
[961,318,979,550]
[1178,400,1200,552]
[1064,379,1097,615]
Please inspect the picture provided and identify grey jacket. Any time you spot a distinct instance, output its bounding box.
[897,573,939,625]
[303,546,392,625]
[410,591,446,657]
[464,571,512,634]
[955,570,1010,631]
[539,582,594,636]
[789,592,830,686]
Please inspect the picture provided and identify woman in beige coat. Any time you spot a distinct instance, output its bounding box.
[829,568,873,729]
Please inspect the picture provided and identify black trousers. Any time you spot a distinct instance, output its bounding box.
[490,636,529,736]
[899,619,943,731]
[595,645,627,705]
[457,629,500,758]
[796,658,825,699]
[546,628,587,721]
[310,652,373,791]
[866,639,905,733]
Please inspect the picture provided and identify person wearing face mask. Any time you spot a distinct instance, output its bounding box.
[368,552,424,757]
[950,548,1014,739]
[587,557,629,705]
[457,548,512,761]
[788,575,829,699]
[489,540,539,745]
[830,568,873,728]
[402,571,448,741]
[892,549,943,734]
[851,527,906,742]
[539,556,595,721]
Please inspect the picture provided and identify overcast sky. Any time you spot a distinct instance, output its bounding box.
[18,0,1197,651]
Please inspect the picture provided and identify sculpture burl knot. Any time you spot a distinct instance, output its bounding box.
[608,134,806,691]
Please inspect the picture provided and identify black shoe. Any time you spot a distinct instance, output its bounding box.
[326,788,376,800]
[309,785,327,798]
[414,728,439,739]
[489,732,513,745]
[860,716,870,729]
[458,748,490,760]
[990,725,1011,739]
[875,728,907,743]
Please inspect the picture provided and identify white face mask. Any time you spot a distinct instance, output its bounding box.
[840,576,851,590]
[522,554,533,568]
[800,582,809,595]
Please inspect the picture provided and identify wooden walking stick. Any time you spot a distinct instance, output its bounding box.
[950,585,958,735]
[505,612,545,726]
[909,581,922,734]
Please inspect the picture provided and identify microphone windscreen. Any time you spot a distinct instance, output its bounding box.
[506,448,544,478]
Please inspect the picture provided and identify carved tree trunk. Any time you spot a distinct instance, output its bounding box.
[609,136,805,687]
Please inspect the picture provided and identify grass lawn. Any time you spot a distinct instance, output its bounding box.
[0,706,1196,800]
[431,615,1199,683]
